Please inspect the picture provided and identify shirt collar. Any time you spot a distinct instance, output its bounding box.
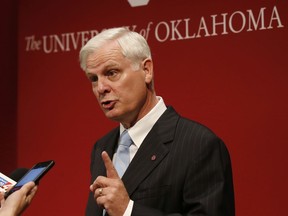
[120,96,167,148]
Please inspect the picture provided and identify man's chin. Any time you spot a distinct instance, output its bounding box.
[104,110,121,121]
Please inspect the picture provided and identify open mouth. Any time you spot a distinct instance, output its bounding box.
[101,100,116,110]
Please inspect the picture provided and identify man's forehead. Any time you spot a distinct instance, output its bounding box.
[86,56,122,73]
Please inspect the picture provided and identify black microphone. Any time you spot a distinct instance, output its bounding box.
[9,168,29,181]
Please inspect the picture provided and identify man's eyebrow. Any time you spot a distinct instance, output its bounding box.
[105,62,119,69]
[86,72,97,77]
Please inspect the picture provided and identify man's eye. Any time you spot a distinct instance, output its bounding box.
[106,70,121,81]
[88,75,98,82]
[107,70,117,77]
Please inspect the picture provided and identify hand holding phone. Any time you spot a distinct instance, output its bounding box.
[4,160,55,198]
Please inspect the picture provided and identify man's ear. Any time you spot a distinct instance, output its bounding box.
[142,58,153,85]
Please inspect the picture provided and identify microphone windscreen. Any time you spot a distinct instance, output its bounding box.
[9,168,29,181]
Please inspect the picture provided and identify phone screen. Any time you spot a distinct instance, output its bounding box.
[15,167,46,187]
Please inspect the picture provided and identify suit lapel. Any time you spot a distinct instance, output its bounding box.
[95,127,120,177]
[122,107,179,196]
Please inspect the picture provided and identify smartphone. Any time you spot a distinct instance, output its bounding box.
[4,160,55,198]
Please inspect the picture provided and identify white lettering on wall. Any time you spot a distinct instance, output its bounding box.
[24,6,285,53]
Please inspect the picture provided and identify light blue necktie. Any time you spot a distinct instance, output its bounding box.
[114,130,133,178]
[103,131,132,215]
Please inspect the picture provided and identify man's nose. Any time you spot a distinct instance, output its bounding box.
[96,78,110,94]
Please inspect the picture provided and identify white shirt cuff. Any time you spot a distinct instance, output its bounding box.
[123,199,134,216]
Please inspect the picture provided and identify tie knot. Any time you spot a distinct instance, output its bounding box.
[119,130,133,147]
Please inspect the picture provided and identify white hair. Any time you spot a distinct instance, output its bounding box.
[79,27,152,72]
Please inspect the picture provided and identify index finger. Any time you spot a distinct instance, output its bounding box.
[101,151,120,179]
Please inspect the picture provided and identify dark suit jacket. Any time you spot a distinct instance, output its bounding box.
[86,106,235,216]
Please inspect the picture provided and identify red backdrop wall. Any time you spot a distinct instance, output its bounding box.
[0,0,18,174]
[5,0,288,215]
